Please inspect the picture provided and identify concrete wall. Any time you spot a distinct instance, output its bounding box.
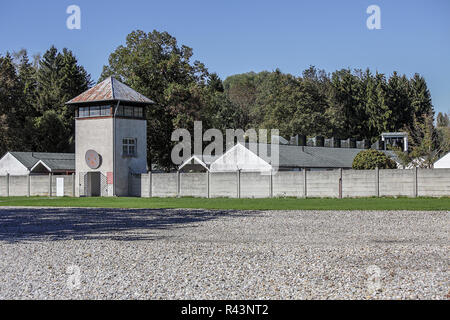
[140,173,151,197]
[240,172,271,198]
[342,170,376,198]
[210,172,238,198]
[417,168,450,197]
[0,174,73,197]
[307,170,340,198]
[3,169,450,198]
[151,173,177,197]
[380,169,414,197]
[272,171,304,197]
[180,173,208,197]
[30,175,50,196]
[9,175,28,196]
[49,175,75,197]
[127,169,450,199]
[0,175,6,196]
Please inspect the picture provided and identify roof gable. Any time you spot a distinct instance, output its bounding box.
[7,152,75,171]
[179,155,210,171]
[434,152,450,168]
[0,152,30,174]
[210,143,272,172]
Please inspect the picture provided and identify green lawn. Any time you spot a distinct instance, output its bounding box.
[0,196,449,211]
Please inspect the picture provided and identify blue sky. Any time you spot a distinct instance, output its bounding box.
[1,0,449,114]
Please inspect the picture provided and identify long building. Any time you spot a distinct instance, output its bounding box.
[179,141,398,172]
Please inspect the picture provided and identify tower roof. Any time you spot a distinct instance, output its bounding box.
[66,76,154,105]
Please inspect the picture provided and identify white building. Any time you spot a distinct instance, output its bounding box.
[179,142,398,172]
[434,152,450,168]
[0,152,75,175]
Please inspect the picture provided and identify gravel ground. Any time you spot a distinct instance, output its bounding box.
[0,207,448,300]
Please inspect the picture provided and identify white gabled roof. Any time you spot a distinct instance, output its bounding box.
[209,143,272,172]
[179,155,210,171]
[434,152,450,168]
[30,160,52,173]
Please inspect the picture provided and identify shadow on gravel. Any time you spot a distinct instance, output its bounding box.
[0,208,256,243]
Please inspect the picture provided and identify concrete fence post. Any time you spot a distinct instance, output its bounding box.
[339,168,343,199]
[237,170,241,199]
[375,167,380,197]
[413,167,418,197]
[27,174,31,197]
[176,171,180,197]
[207,171,210,199]
[303,169,307,198]
[49,173,52,197]
[6,173,10,197]
[72,173,75,197]
[269,170,273,198]
[149,172,152,198]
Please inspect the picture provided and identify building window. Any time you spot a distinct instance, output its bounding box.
[101,106,111,116]
[124,106,134,117]
[123,138,137,157]
[134,107,143,118]
[79,107,89,117]
[77,105,111,118]
[90,106,100,117]
[77,105,144,118]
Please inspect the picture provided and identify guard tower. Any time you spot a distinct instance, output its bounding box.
[381,132,409,152]
[66,76,154,197]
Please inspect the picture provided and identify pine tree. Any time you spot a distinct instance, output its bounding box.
[0,53,26,155]
[409,73,433,121]
[34,46,91,152]
[436,112,449,127]
[36,46,63,113]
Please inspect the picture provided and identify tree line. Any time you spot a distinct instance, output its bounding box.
[0,29,448,170]
[0,46,91,156]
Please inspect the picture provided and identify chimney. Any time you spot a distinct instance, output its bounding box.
[289,136,297,145]
[315,136,325,147]
[331,137,341,148]
[298,135,306,146]
[363,139,370,149]
[290,134,306,146]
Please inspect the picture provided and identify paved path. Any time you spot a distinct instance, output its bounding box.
[0,207,448,299]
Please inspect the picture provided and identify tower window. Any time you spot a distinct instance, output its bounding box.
[124,106,134,117]
[90,106,100,117]
[79,107,89,117]
[123,138,137,157]
[77,105,144,118]
[134,107,143,118]
[101,106,111,116]
[77,105,111,118]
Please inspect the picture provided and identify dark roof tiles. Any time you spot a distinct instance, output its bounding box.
[9,152,75,171]
[66,77,154,105]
